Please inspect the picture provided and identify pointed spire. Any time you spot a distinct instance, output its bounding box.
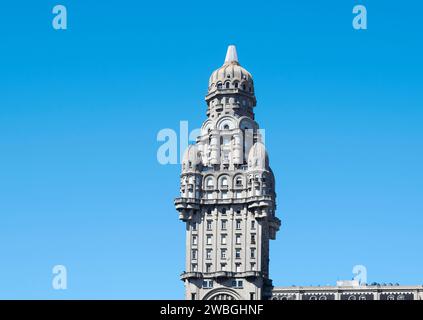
[224,45,239,64]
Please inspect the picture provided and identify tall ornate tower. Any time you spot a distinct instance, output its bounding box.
[175,45,281,300]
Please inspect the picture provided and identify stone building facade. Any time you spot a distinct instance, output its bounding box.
[174,45,281,300]
[272,283,423,300]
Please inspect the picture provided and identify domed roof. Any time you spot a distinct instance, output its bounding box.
[248,142,269,171]
[208,45,254,93]
[182,145,201,171]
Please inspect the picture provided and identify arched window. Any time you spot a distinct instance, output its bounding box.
[242,84,246,90]
[235,177,243,187]
[221,177,228,187]
[206,177,214,187]
[225,82,230,89]
[217,82,222,90]
[223,124,229,130]
[234,82,239,88]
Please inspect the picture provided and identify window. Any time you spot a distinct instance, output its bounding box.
[235,248,241,259]
[221,220,227,230]
[203,280,213,288]
[207,208,212,215]
[192,222,197,231]
[206,235,212,245]
[236,220,241,230]
[192,263,197,272]
[206,263,212,273]
[221,234,227,245]
[221,208,226,215]
[191,293,196,300]
[192,249,197,260]
[251,220,256,230]
[235,177,243,186]
[236,234,241,245]
[221,249,227,260]
[221,263,227,271]
[235,264,242,273]
[236,210,241,215]
[250,263,256,271]
[223,124,229,130]
[236,191,242,199]
[242,84,246,90]
[206,249,212,260]
[234,82,239,88]
[217,83,222,90]
[207,220,212,230]
[206,177,214,187]
[192,235,198,245]
[250,292,255,300]
[221,191,228,199]
[225,82,230,89]
[251,234,256,244]
[250,248,256,259]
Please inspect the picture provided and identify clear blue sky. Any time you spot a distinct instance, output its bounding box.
[0,0,422,299]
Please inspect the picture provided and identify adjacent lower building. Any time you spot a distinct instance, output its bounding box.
[272,282,423,300]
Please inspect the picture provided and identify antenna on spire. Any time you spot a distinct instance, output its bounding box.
[224,45,238,64]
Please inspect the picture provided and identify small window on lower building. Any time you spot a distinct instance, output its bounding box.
[236,234,242,245]
[221,249,227,260]
[235,249,241,259]
[207,220,213,230]
[206,249,212,260]
[250,248,256,259]
[235,263,241,272]
[221,234,227,245]
[232,279,243,288]
[236,220,242,230]
[221,220,227,230]
[202,280,213,288]
[206,263,212,273]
